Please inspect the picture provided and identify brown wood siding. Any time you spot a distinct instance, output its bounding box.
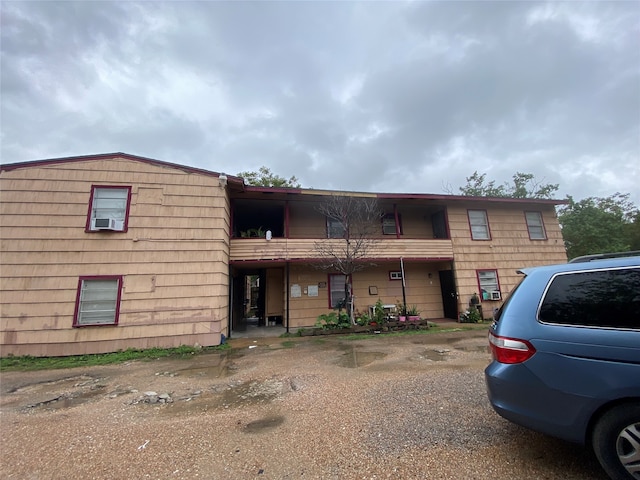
[0,156,230,356]
[448,203,567,318]
[285,261,448,329]
[230,238,454,262]
[287,201,326,238]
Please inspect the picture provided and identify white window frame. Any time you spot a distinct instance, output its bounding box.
[525,211,547,240]
[477,270,500,301]
[468,210,490,240]
[74,276,122,326]
[87,186,131,232]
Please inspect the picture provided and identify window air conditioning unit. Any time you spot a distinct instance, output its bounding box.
[92,218,124,231]
[490,291,502,301]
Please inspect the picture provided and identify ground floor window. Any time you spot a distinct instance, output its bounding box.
[477,270,501,300]
[73,276,122,326]
[328,274,347,309]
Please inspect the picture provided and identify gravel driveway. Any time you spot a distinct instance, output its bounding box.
[0,328,608,479]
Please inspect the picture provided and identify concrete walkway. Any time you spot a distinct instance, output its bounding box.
[230,318,472,339]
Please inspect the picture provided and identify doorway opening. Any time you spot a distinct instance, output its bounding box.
[231,267,285,337]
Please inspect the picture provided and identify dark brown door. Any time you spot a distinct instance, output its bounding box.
[439,270,458,320]
[231,274,246,332]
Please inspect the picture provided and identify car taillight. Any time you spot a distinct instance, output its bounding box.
[488,331,536,364]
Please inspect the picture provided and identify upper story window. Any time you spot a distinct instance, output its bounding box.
[86,186,131,232]
[327,218,346,239]
[477,269,501,300]
[382,214,402,235]
[468,210,490,240]
[73,276,122,327]
[525,211,547,240]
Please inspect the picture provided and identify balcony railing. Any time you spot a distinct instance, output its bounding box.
[230,238,454,262]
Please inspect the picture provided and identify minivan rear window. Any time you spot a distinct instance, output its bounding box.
[539,267,640,329]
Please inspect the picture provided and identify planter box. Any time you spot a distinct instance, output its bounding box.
[296,319,431,336]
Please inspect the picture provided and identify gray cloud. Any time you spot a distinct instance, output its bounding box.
[1,1,638,204]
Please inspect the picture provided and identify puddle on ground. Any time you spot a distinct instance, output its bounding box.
[337,348,386,368]
[176,354,236,378]
[456,345,490,354]
[7,375,96,395]
[162,378,285,415]
[423,349,450,361]
[25,385,107,411]
[243,415,285,433]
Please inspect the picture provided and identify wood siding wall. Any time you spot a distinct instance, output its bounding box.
[282,200,441,240]
[285,262,449,329]
[230,238,454,262]
[448,203,567,318]
[0,157,230,356]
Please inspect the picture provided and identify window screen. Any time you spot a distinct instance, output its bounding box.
[525,212,546,240]
[91,188,128,221]
[329,274,347,309]
[468,210,490,240]
[75,278,121,326]
[478,270,499,300]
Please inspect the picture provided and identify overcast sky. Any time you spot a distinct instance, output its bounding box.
[1,1,639,204]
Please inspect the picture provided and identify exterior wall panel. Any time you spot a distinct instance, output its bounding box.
[448,203,567,317]
[1,156,230,356]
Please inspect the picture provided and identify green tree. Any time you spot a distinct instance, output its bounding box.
[237,166,301,188]
[626,210,640,251]
[457,171,559,199]
[558,193,639,259]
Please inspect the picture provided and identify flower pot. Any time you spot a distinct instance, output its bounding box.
[399,316,407,322]
[409,316,420,322]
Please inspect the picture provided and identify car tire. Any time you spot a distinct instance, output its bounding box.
[592,404,640,480]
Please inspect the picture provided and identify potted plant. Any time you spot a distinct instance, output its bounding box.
[407,305,420,321]
[371,299,387,326]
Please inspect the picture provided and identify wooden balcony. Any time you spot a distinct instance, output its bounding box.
[229,238,454,262]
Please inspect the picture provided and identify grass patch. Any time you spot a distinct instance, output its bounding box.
[0,344,231,372]
[341,323,489,341]
[280,340,296,349]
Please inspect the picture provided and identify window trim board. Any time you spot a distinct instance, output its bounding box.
[524,210,547,240]
[467,209,492,241]
[85,185,132,233]
[475,269,501,301]
[73,275,123,327]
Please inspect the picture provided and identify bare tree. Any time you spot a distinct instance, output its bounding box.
[313,195,382,323]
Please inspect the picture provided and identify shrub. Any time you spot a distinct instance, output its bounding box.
[315,311,351,330]
[460,306,483,323]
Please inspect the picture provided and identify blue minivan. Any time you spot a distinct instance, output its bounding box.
[485,253,640,480]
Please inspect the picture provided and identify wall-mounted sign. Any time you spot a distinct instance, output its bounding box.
[308,285,319,297]
[291,284,302,298]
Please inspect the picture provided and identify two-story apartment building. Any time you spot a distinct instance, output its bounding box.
[0,153,568,357]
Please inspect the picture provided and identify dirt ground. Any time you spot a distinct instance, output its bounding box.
[0,328,608,479]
